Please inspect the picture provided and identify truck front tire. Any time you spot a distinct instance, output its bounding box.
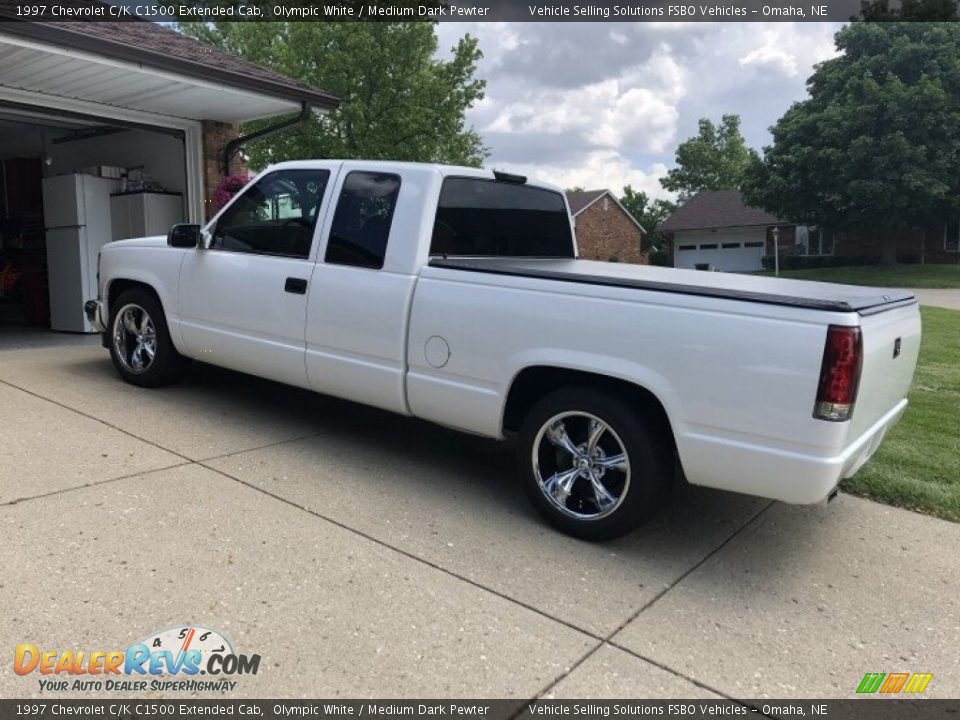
[518,387,670,540]
[108,288,190,388]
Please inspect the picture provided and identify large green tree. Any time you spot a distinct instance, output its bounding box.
[619,186,676,254]
[660,115,756,201]
[180,23,487,168]
[743,23,960,264]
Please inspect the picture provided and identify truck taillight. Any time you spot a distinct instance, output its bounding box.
[814,325,862,422]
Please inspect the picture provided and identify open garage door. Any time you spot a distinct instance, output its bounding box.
[0,104,188,335]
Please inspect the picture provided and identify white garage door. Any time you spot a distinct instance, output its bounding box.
[673,228,766,272]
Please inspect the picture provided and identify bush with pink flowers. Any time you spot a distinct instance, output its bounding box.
[214,174,250,209]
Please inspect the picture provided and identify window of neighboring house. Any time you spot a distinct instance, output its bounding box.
[945,218,959,252]
[797,225,834,255]
[325,171,401,270]
[602,197,609,211]
[212,169,329,259]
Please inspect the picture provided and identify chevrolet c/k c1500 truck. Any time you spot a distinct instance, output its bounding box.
[85,160,921,539]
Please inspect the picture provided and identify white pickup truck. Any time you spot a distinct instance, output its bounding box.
[85,160,921,540]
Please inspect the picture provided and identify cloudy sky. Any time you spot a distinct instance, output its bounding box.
[436,22,842,200]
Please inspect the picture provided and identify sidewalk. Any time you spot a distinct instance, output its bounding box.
[1,345,957,699]
[911,288,960,310]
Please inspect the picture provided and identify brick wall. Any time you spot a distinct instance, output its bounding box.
[834,226,960,263]
[574,195,647,264]
[764,225,797,256]
[201,121,243,220]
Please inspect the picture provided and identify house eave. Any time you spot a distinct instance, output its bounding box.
[0,22,340,115]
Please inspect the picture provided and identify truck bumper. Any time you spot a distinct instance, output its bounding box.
[677,399,908,504]
[84,299,108,345]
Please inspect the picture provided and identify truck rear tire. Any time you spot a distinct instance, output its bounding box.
[108,288,190,388]
[517,387,670,540]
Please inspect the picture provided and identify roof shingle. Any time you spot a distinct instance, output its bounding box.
[566,189,607,215]
[659,190,784,232]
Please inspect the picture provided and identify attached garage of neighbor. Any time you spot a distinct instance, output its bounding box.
[672,227,766,272]
[0,20,337,335]
[659,190,782,273]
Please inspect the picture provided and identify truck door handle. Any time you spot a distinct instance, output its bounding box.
[285,277,308,294]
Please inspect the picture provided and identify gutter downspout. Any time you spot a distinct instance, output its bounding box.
[222,101,312,176]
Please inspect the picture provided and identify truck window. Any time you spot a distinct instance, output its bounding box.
[431,178,574,258]
[325,172,401,270]
[211,169,329,259]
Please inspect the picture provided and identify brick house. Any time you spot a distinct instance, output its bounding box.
[566,190,647,264]
[660,190,960,271]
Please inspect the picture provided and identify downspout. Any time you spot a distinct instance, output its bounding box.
[222,101,312,176]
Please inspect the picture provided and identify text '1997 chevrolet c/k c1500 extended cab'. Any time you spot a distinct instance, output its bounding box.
[85,160,921,539]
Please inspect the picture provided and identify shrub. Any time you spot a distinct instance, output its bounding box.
[649,250,671,266]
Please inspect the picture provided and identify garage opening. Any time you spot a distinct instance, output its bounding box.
[0,105,188,339]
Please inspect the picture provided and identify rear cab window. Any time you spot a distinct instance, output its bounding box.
[431,178,574,258]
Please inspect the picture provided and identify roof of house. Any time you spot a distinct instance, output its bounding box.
[565,188,646,236]
[659,190,784,232]
[0,14,340,110]
[566,189,608,215]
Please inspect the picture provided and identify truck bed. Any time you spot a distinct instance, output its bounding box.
[429,257,916,314]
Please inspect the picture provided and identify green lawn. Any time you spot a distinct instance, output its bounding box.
[841,306,960,521]
[756,263,960,288]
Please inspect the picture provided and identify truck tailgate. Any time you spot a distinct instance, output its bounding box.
[850,302,922,439]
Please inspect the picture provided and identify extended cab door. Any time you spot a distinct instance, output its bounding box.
[304,167,415,413]
[178,166,338,388]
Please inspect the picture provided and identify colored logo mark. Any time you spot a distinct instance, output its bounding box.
[856,672,933,694]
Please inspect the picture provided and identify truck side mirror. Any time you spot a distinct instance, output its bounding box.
[168,224,202,248]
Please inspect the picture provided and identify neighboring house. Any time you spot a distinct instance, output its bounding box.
[0,16,338,328]
[566,189,647,264]
[658,190,793,272]
[660,190,960,272]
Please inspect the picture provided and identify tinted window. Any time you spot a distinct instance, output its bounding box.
[431,178,573,258]
[212,169,329,259]
[324,172,401,269]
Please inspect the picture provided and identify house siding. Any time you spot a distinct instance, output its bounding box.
[574,197,647,264]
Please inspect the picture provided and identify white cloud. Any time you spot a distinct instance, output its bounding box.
[437,22,844,199]
[738,26,839,77]
[499,152,670,198]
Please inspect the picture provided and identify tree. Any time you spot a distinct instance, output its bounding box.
[619,186,677,255]
[743,23,960,264]
[660,115,757,201]
[180,23,487,168]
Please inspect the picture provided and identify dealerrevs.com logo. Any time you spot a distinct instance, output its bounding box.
[14,625,260,694]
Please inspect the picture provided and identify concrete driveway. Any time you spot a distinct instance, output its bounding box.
[1,344,958,700]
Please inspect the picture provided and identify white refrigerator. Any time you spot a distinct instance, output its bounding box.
[43,174,120,332]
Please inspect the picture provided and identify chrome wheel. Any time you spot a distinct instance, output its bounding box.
[112,303,157,374]
[532,411,631,521]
